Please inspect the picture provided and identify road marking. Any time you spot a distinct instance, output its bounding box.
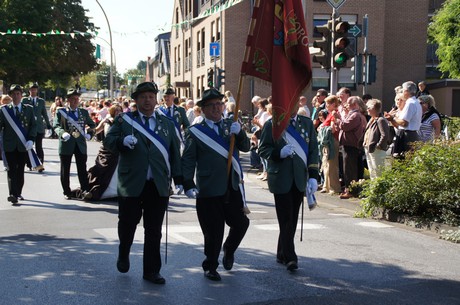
[328,213,350,217]
[356,222,394,228]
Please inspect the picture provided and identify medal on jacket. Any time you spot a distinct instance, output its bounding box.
[72,131,80,138]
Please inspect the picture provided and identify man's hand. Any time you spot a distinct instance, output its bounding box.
[123,135,138,149]
[62,132,71,142]
[175,185,184,195]
[230,122,241,135]
[185,188,199,199]
[307,178,318,194]
[85,134,91,141]
[25,140,34,150]
[280,144,295,159]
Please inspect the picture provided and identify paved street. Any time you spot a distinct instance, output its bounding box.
[1,138,459,305]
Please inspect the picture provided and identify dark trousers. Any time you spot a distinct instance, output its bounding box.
[59,146,89,195]
[342,145,361,189]
[274,184,303,264]
[5,150,27,197]
[196,187,250,271]
[118,181,168,274]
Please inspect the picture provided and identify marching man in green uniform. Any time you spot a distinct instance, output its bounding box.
[53,88,96,200]
[258,103,319,272]
[22,82,51,172]
[104,82,182,285]
[181,88,250,281]
[0,84,37,205]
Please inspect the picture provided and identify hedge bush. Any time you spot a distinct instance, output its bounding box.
[357,140,460,226]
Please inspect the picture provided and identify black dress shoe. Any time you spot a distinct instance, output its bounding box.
[204,270,221,281]
[18,195,24,200]
[7,195,18,204]
[143,273,166,284]
[222,252,234,271]
[116,257,130,273]
[64,194,72,200]
[286,261,298,271]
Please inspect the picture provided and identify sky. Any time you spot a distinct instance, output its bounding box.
[80,0,174,76]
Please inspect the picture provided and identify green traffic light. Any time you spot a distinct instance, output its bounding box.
[334,53,348,65]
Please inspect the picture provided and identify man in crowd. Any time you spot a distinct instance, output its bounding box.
[182,88,250,281]
[333,96,366,199]
[298,96,311,118]
[311,88,328,129]
[22,82,51,172]
[0,85,37,205]
[385,81,423,154]
[53,88,96,200]
[161,87,190,142]
[104,82,182,285]
[258,103,319,272]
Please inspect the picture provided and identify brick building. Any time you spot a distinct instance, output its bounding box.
[150,0,454,115]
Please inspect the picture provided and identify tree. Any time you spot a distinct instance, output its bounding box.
[0,0,98,88]
[428,0,460,79]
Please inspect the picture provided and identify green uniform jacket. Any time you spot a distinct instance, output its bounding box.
[103,111,182,198]
[22,96,51,134]
[0,103,37,152]
[258,116,319,194]
[53,107,96,155]
[181,119,250,197]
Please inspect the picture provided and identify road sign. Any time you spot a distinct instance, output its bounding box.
[348,24,362,37]
[326,0,346,10]
[210,42,220,57]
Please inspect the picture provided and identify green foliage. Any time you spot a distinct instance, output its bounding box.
[358,141,460,226]
[0,0,97,86]
[428,0,460,78]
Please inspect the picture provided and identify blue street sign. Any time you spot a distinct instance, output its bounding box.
[348,24,362,37]
[210,42,220,57]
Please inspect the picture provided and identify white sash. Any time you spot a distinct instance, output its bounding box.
[283,132,307,167]
[58,109,86,136]
[1,106,42,169]
[189,125,249,213]
[122,113,171,178]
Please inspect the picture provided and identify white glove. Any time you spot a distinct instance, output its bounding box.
[85,133,91,141]
[123,135,138,149]
[62,132,71,142]
[230,122,241,135]
[175,185,184,195]
[185,188,199,199]
[307,178,318,194]
[280,144,295,158]
[25,140,34,150]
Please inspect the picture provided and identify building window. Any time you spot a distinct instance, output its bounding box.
[211,21,215,43]
[216,18,221,42]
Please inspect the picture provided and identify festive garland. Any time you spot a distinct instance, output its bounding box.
[0,29,97,38]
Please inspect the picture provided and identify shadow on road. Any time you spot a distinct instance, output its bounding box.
[1,234,458,305]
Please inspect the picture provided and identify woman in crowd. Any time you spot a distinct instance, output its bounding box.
[252,98,271,181]
[317,95,341,194]
[363,99,390,179]
[418,95,441,142]
[387,92,407,158]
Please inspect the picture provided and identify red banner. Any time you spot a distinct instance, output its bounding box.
[241,0,312,140]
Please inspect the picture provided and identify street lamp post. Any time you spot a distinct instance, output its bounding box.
[95,0,114,98]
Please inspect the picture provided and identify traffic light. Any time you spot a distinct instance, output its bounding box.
[312,20,332,70]
[207,68,214,87]
[216,68,225,89]
[366,54,377,84]
[351,54,363,84]
[332,18,350,69]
